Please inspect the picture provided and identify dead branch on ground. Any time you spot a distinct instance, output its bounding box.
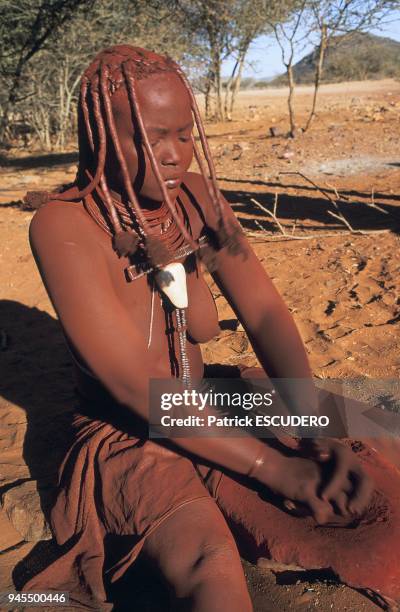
[247,186,392,242]
[249,196,391,241]
[279,171,398,235]
[245,229,391,242]
[325,182,393,217]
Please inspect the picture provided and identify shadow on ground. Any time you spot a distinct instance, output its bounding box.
[0,151,78,170]
[218,175,400,203]
[219,183,400,234]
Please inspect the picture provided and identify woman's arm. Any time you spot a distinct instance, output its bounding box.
[190,180,372,513]
[185,173,320,416]
[213,234,320,414]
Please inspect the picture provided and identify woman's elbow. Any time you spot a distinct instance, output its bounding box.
[243,298,292,337]
[103,361,169,420]
[113,383,149,420]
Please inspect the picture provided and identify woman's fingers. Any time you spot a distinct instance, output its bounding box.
[326,476,352,515]
[335,491,350,517]
[321,454,373,516]
[321,452,349,501]
[284,495,334,524]
[312,440,332,462]
[307,494,333,524]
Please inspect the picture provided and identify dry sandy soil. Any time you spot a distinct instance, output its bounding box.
[1,79,400,611]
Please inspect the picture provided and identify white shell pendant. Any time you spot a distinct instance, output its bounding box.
[155,262,188,309]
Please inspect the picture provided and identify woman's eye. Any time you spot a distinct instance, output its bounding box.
[179,136,190,143]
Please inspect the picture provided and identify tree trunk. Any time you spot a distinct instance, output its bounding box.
[0,99,13,144]
[213,50,223,121]
[57,71,66,149]
[205,72,213,121]
[224,59,239,121]
[304,24,327,132]
[287,62,296,138]
[44,113,51,151]
[228,50,247,119]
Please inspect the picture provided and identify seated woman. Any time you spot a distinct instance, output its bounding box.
[22,45,397,611]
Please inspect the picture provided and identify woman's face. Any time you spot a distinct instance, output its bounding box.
[108,71,194,204]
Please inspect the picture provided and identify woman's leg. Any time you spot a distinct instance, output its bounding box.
[141,497,253,612]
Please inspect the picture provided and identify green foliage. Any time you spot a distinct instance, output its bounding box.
[275,32,400,84]
[0,0,205,148]
[323,34,400,81]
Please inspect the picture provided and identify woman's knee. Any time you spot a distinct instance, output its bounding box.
[172,537,242,594]
[170,537,253,611]
[141,499,250,604]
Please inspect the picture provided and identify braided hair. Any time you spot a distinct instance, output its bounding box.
[25,45,245,267]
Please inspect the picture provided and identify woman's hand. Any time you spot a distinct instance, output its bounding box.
[255,450,335,524]
[254,439,374,524]
[309,439,374,516]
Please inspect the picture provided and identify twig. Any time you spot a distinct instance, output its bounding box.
[285,171,398,222]
[326,210,357,233]
[245,228,391,242]
[246,230,341,241]
[367,188,390,215]
[325,182,350,202]
[273,191,278,218]
[327,182,391,216]
[280,171,341,211]
[247,231,335,241]
[250,196,287,236]
[254,219,269,233]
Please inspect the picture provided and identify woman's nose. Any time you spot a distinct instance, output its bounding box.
[160,141,181,167]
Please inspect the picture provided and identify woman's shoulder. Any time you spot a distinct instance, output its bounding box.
[29,199,98,251]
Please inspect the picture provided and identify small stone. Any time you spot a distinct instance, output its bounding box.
[279,150,295,160]
[232,144,243,160]
[1,480,53,542]
[269,126,282,138]
[0,509,24,552]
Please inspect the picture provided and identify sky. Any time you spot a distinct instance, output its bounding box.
[221,9,400,80]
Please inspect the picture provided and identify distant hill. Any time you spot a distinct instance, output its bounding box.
[271,32,400,85]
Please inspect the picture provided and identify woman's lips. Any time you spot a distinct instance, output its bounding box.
[164,178,181,189]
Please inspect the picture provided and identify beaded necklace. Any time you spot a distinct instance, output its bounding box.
[84,186,186,250]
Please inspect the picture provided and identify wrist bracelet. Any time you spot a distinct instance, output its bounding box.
[248,447,266,479]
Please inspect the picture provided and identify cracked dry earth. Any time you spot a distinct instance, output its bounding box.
[1,79,400,611]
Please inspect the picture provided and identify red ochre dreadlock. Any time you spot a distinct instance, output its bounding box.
[24,44,245,267]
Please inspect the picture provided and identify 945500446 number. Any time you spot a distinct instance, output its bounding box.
[0,591,69,607]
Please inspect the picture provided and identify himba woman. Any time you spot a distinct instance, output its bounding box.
[22,45,376,610]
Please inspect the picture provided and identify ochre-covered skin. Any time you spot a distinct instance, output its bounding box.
[23,46,398,610]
